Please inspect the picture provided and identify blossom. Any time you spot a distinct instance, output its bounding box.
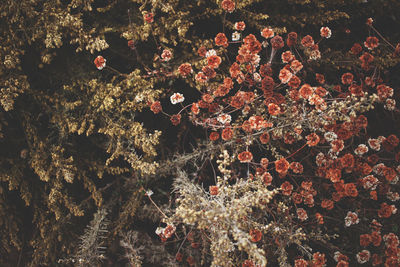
[306,133,320,147]
[350,43,363,55]
[221,0,235,13]
[161,49,172,61]
[315,213,324,224]
[279,68,293,84]
[286,32,298,46]
[249,229,262,242]
[301,35,315,47]
[221,128,233,140]
[344,211,359,227]
[356,250,371,264]
[320,26,332,38]
[378,202,397,218]
[315,73,325,84]
[271,35,284,49]
[275,158,290,174]
[312,252,326,266]
[215,33,229,47]
[354,144,369,156]
[299,84,313,99]
[232,31,241,41]
[238,151,253,163]
[290,162,303,174]
[209,132,219,141]
[262,172,273,186]
[94,56,106,70]
[268,103,281,116]
[261,27,274,39]
[281,181,293,195]
[290,60,303,73]
[195,72,208,83]
[217,114,231,124]
[178,63,193,77]
[234,21,246,31]
[207,55,222,68]
[205,49,217,58]
[170,114,181,126]
[170,93,185,104]
[321,199,334,210]
[296,208,308,221]
[209,185,219,195]
[143,12,154,23]
[309,49,321,60]
[150,101,162,114]
[281,51,295,63]
[127,40,135,50]
[364,36,379,50]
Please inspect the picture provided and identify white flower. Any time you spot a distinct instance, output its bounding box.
[232,31,241,41]
[324,132,337,142]
[161,49,173,61]
[170,93,185,104]
[205,49,217,58]
[145,189,154,197]
[217,114,232,124]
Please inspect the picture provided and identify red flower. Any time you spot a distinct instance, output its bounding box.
[209,132,219,141]
[320,27,332,38]
[268,103,281,116]
[281,181,293,195]
[315,213,324,224]
[290,60,303,73]
[207,55,222,69]
[234,21,246,31]
[215,33,229,47]
[286,32,298,46]
[262,172,273,186]
[290,162,303,174]
[301,35,315,48]
[364,36,379,50]
[360,234,372,247]
[275,158,290,174]
[315,73,325,84]
[341,73,354,85]
[350,43,362,55]
[299,84,313,99]
[198,46,207,57]
[312,252,326,266]
[321,199,334,210]
[175,252,183,262]
[170,114,181,126]
[297,208,308,221]
[178,63,193,76]
[261,27,274,39]
[378,202,396,218]
[94,56,106,70]
[294,258,308,267]
[143,12,154,23]
[238,151,253,163]
[221,0,235,13]
[306,133,320,147]
[150,101,162,114]
[249,229,262,242]
[221,128,233,141]
[191,103,200,115]
[279,68,293,84]
[344,183,358,197]
[127,40,135,50]
[371,231,382,246]
[271,35,284,49]
[209,185,219,195]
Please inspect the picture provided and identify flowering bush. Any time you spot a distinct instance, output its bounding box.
[1,0,400,266]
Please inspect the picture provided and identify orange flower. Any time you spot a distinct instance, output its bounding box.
[262,172,273,186]
[215,33,229,47]
[94,56,106,70]
[299,84,313,99]
[249,229,262,242]
[150,101,162,114]
[209,132,219,141]
[143,12,154,23]
[209,185,219,195]
[207,55,222,69]
[260,158,269,168]
[301,35,315,48]
[221,0,235,13]
[275,158,289,174]
[268,103,281,116]
[306,133,320,147]
[364,36,379,50]
[221,128,233,141]
[281,181,293,196]
[178,63,193,76]
[238,151,253,163]
[259,132,270,144]
[344,183,358,197]
[321,199,334,210]
[315,212,324,224]
[360,234,372,247]
[170,114,181,126]
[261,27,274,39]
